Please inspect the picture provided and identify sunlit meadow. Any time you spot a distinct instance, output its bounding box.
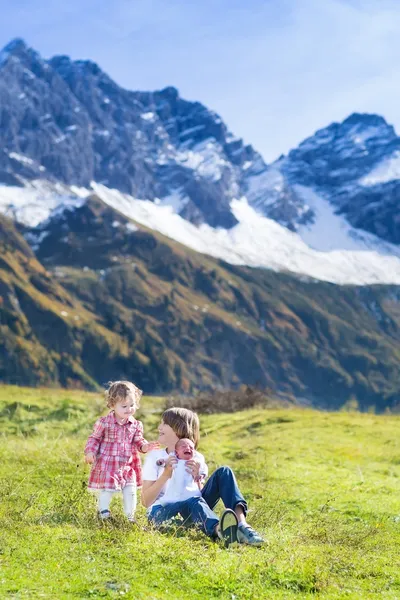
[1,386,400,599]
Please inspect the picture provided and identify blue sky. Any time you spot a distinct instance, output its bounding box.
[0,0,400,162]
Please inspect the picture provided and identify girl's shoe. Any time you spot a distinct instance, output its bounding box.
[99,510,111,520]
[127,516,136,523]
[219,509,239,548]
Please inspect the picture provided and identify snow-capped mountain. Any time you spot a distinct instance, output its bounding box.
[0,37,265,229]
[275,113,400,245]
[3,39,400,405]
[1,38,400,285]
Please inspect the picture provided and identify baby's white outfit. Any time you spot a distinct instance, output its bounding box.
[157,452,201,506]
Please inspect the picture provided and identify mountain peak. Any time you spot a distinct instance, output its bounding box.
[73,59,102,76]
[0,37,28,66]
[2,37,28,54]
[0,37,41,64]
[158,86,179,100]
[0,37,45,74]
[289,111,397,159]
[342,112,389,128]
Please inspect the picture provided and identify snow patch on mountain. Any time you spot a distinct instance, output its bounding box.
[295,185,400,256]
[0,181,84,226]
[174,138,231,183]
[91,183,400,285]
[3,179,400,286]
[155,188,189,213]
[360,150,400,186]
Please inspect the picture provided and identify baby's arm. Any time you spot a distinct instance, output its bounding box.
[84,418,105,463]
[132,420,159,453]
[186,451,208,487]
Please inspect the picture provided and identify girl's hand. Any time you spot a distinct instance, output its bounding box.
[142,441,160,453]
[85,453,95,464]
[185,459,201,480]
[163,455,178,478]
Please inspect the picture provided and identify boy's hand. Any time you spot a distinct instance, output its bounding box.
[163,455,178,478]
[185,459,201,480]
[142,441,160,453]
[85,453,95,464]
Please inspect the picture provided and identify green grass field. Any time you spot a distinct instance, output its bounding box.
[1,385,400,599]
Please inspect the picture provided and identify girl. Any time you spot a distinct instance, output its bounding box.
[141,407,264,546]
[84,380,159,522]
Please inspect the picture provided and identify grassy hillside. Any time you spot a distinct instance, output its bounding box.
[0,213,144,389]
[2,196,398,410]
[1,386,400,598]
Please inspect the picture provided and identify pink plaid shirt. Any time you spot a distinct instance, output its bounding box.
[85,411,147,490]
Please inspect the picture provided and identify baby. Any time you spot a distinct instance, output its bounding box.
[157,438,205,506]
[175,438,196,461]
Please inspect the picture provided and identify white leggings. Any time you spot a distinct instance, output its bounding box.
[98,484,137,518]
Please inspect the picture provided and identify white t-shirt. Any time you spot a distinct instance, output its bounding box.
[142,448,208,511]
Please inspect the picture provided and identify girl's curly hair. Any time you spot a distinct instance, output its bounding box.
[105,380,143,409]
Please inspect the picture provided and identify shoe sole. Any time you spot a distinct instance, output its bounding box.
[237,529,265,546]
[98,511,111,520]
[238,537,264,546]
[220,509,239,548]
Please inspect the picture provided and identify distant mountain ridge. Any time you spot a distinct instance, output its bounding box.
[1,37,400,248]
[2,38,400,286]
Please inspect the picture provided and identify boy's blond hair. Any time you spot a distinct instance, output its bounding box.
[105,381,143,409]
[162,407,200,448]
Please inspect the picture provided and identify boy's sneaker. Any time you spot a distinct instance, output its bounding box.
[219,509,239,548]
[99,510,111,520]
[127,516,136,523]
[237,524,264,546]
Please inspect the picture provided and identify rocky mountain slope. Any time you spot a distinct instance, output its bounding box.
[0,197,397,410]
[275,113,400,245]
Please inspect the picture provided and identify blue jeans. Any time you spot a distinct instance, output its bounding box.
[202,466,248,516]
[148,466,248,537]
